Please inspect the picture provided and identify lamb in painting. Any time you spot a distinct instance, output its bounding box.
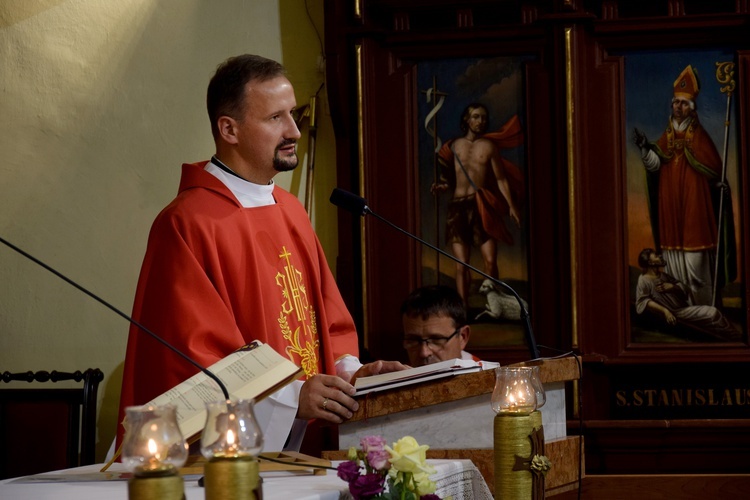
[475,279,528,321]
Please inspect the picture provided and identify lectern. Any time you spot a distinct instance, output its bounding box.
[326,357,582,497]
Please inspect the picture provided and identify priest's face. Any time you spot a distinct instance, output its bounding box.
[232,76,301,182]
[401,313,469,366]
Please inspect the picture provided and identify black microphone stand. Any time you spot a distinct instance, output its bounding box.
[0,235,230,400]
[361,204,540,361]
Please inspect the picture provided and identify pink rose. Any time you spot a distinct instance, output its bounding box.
[360,435,386,453]
[366,449,390,471]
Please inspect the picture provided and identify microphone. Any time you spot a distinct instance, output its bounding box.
[330,187,368,216]
[330,187,541,360]
[0,235,230,400]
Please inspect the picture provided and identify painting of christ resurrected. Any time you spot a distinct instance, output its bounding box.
[417,56,530,349]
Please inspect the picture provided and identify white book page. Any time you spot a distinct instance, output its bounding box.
[146,342,302,438]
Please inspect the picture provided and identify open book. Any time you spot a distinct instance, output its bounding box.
[353,358,498,396]
[102,341,302,471]
[146,340,303,441]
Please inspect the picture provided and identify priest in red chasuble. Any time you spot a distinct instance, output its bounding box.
[117,54,406,451]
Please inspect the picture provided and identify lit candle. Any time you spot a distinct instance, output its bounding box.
[201,399,264,500]
[491,367,538,414]
[122,405,188,477]
[122,405,188,500]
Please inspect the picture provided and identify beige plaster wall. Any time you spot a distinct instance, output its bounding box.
[0,0,337,461]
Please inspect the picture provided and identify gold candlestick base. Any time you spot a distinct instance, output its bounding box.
[204,457,261,500]
[494,410,545,499]
[128,474,184,500]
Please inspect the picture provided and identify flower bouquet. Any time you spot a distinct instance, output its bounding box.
[337,435,442,500]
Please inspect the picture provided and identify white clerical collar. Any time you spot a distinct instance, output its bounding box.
[672,116,692,132]
[205,160,275,208]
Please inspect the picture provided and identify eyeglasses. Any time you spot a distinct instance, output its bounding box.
[402,328,461,351]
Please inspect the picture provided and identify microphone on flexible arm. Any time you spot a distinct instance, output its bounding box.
[0,235,230,400]
[330,187,541,361]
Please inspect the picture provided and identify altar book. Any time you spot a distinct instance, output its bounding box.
[353,358,495,396]
[146,340,303,440]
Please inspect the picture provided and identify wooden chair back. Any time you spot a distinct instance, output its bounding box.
[0,368,103,479]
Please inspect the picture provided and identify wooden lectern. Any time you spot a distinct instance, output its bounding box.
[325,357,582,497]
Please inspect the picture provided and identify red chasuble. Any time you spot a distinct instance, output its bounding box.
[117,162,359,445]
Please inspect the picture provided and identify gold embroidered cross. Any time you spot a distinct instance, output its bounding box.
[276,246,308,321]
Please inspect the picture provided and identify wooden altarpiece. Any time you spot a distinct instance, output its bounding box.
[324,0,750,485]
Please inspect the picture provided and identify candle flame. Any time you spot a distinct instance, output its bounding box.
[146,438,162,464]
[147,438,158,455]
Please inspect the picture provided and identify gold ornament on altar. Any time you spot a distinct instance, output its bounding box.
[530,454,552,476]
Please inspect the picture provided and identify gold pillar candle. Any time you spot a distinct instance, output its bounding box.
[200,399,264,499]
[127,473,184,500]
[493,410,545,499]
[204,456,261,500]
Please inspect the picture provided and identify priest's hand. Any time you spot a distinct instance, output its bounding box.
[349,360,410,387]
[297,374,359,423]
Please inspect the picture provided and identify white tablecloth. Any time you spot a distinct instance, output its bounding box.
[431,459,493,500]
[0,459,491,499]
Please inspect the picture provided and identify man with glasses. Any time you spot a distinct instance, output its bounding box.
[400,285,480,366]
